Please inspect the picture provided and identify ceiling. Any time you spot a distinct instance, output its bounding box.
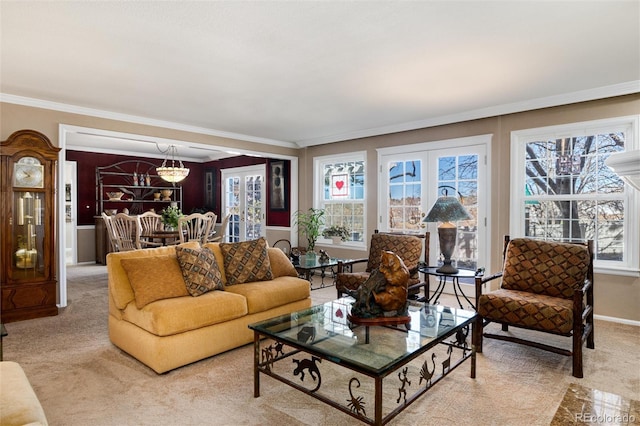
[1,1,639,160]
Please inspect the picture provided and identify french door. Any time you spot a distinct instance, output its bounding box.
[379,139,488,270]
[220,165,266,242]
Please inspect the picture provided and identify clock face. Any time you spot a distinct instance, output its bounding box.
[14,157,44,188]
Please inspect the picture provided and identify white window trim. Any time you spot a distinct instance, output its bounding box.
[378,134,492,269]
[313,151,367,250]
[510,116,640,277]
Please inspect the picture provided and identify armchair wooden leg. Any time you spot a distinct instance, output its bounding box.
[474,315,483,353]
[501,324,509,332]
[572,333,583,378]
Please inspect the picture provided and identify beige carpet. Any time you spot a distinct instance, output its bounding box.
[2,265,639,426]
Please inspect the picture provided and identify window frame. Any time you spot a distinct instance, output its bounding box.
[313,151,367,249]
[510,116,640,276]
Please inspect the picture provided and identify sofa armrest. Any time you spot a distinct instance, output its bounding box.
[0,361,48,426]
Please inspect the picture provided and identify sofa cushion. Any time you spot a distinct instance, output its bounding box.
[224,276,310,314]
[267,247,298,277]
[202,243,228,284]
[107,242,200,310]
[175,246,223,296]
[120,255,189,309]
[122,291,248,336]
[220,237,273,285]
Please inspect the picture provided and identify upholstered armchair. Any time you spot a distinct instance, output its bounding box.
[336,231,428,299]
[474,236,594,378]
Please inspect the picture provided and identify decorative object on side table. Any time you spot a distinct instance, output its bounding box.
[160,205,183,231]
[348,251,411,324]
[423,187,472,274]
[318,249,330,264]
[293,207,325,254]
[322,224,350,244]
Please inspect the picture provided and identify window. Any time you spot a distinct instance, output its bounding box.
[511,117,639,275]
[314,152,366,246]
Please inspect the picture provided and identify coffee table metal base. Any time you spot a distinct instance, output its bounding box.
[253,320,476,425]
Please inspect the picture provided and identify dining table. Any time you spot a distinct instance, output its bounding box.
[141,230,181,246]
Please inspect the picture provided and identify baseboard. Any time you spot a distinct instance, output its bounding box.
[594,314,640,327]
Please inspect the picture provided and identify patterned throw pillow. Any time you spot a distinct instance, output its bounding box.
[220,237,273,285]
[175,246,223,296]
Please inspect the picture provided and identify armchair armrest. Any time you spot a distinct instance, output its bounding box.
[337,258,368,274]
[474,271,503,304]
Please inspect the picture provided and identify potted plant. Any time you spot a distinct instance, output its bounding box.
[160,205,183,230]
[322,225,351,244]
[293,208,325,254]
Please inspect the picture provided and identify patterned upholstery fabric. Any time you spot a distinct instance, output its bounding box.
[336,233,423,293]
[479,238,590,335]
[176,246,224,296]
[478,289,574,334]
[220,237,273,285]
[501,238,590,299]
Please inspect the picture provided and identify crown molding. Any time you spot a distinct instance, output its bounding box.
[295,81,640,147]
[0,93,297,149]
[3,80,639,149]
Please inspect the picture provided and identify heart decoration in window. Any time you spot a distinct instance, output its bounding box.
[331,174,348,197]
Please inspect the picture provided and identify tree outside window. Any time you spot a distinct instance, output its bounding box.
[513,118,637,271]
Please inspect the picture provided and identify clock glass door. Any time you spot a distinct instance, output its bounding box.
[12,190,46,279]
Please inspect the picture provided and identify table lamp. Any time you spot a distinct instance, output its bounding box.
[423,190,472,274]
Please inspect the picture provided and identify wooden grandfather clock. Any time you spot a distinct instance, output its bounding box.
[1,130,60,322]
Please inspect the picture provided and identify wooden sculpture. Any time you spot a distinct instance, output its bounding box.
[348,251,410,322]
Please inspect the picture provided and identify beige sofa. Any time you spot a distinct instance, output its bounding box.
[0,361,48,425]
[107,241,312,373]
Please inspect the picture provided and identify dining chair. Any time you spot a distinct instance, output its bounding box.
[203,211,218,243]
[209,213,231,243]
[109,213,142,251]
[101,212,118,253]
[178,213,213,244]
[137,211,164,248]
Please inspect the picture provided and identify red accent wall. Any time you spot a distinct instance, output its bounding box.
[66,151,291,227]
[205,156,291,227]
[66,151,204,225]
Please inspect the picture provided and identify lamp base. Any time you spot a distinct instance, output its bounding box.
[437,225,459,274]
[436,261,458,274]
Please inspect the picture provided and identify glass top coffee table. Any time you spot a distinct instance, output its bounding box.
[292,256,357,290]
[249,297,478,425]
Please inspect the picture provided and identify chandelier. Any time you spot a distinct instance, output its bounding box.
[156,145,190,183]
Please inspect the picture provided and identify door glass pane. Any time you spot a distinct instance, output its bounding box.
[437,155,478,270]
[245,175,263,240]
[225,177,241,242]
[388,160,422,231]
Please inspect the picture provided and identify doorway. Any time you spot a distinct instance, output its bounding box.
[221,165,266,242]
[378,135,491,269]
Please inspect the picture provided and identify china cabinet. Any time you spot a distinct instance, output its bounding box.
[94,160,183,263]
[96,160,182,216]
[1,130,60,322]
